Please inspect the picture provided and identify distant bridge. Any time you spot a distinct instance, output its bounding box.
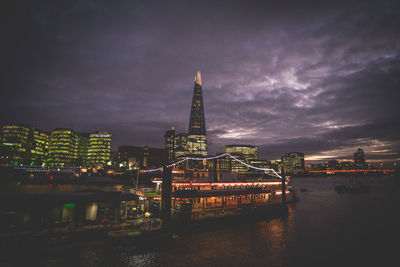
[309,169,395,174]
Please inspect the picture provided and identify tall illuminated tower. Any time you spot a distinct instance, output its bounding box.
[187,71,207,156]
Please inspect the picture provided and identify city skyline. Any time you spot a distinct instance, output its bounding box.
[1,0,400,163]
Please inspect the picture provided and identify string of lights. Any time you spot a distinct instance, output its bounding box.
[143,153,282,179]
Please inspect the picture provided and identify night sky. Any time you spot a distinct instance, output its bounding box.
[1,0,400,163]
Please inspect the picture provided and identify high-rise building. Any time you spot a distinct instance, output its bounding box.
[87,132,112,166]
[164,71,208,161]
[0,124,49,166]
[47,129,79,167]
[354,148,366,165]
[1,124,111,168]
[29,128,49,166]
[222,145,259,174]
[187,71,207,156]
[281,152,305,174]
[0,124,32,165]
[174,133,188,160]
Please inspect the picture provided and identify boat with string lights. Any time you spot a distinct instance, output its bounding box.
[146,153,296,222]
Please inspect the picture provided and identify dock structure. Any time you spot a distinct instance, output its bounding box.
[281,170,286,203]
[161,166,172,227]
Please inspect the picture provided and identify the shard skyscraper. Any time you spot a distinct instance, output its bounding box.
[187,71,208,156]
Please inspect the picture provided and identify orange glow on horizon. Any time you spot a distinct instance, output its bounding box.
[309,169,394,173]
[152,181,287,186]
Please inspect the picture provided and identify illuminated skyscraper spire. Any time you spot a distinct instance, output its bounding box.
[188,71,206,136]
[195,71,202,86]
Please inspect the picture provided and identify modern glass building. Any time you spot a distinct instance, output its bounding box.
[164,71,208,162]
[1,124,111,168]
[174,133,189,160]
[0,124,50,166]
[29,128,49,167]
[0,124,31,165]
[281,152,305,174]
[47,129,79,167]
[222,145,259,174]
[225,144,258,161]
[87,132,112,166]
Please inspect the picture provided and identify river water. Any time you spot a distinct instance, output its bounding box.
[4,176,400,267]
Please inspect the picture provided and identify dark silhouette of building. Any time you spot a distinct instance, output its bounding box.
[354,148,366,165]
[164,126,175,163]
[328,160,338,168]
[117,145,167,169]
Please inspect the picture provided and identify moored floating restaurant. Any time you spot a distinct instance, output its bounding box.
[151,167,295,221]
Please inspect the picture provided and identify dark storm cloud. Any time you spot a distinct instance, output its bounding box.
[1,0,400,162]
